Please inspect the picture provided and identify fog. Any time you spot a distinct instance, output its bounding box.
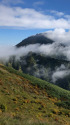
[0,42,70,61]
[52,64,70,83]
[0,28,70,83]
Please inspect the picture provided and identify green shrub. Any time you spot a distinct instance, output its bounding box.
[55,101,70,109]
[0,104,7,112]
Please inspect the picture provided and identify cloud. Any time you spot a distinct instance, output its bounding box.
[1,29,70,61]
[42,29,70,60]
[0,43,61,62]
[33,1,44,6]
[1,44,70,83]
[0,44,40,61]
[0,0,24,5]
[52,65,70,83]
[0,5,70,29]
[43,28,70,45]
[50,10,64,17]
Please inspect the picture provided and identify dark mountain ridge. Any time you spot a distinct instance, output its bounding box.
[16,33,54,47]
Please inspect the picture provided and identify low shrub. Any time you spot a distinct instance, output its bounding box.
[0,104,7,112]
[55,101,70,109]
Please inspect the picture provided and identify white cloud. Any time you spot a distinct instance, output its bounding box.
[0,5,70,29]
[42,29,70,60]
[0,44,40,61]
[33,1,44,6]
[43,28,70,45]
[0,0,24,5]
[52,65,70,82]
[50,10,64,17]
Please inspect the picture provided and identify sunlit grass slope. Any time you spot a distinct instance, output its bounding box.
[0,64,70,125]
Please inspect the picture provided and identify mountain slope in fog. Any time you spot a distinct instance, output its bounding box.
[8,33,70,90]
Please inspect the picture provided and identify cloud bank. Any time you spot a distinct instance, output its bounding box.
[0,29,70,61]
[43,28,70,45]
[0,43,68,61]
[0,4,70,29]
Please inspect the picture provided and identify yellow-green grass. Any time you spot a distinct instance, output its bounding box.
[0,64,70,125]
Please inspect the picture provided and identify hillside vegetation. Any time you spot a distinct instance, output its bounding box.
[7,53,70,91]
[0,64,70,125]
[13,33,70,91]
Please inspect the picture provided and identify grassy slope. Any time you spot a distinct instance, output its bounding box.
[0,64,70,125]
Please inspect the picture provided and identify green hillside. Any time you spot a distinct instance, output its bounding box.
[8,52,70,91]
[0,64,70,125]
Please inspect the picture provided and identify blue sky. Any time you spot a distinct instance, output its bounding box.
[0,0,70,45]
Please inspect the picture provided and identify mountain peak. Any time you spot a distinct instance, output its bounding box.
[16,33,54,47]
